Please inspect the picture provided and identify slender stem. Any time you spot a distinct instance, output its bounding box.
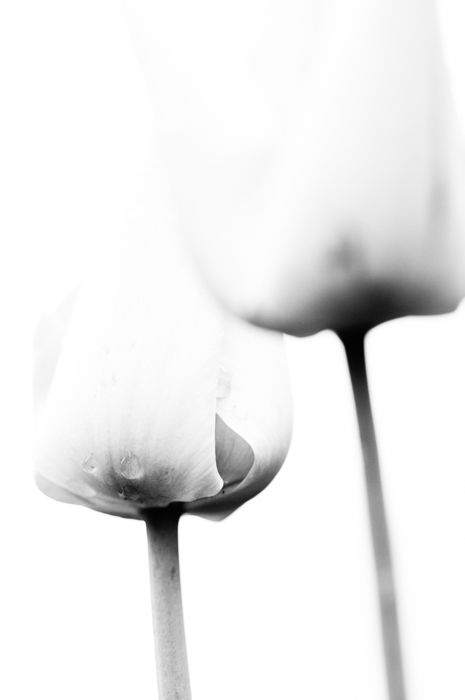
[145,506,192,700]
[340,329,407,700]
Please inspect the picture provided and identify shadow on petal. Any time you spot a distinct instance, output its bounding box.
[214,414,254,489]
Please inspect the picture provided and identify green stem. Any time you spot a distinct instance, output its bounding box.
[340,329,407,700]
[145,506,192,700]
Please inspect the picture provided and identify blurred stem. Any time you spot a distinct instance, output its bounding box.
[340,329,407,700]
[145,506,192,700]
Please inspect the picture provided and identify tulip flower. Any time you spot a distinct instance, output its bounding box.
[123,0,465,337]
[122,1,465,698]
[35,226,292,699]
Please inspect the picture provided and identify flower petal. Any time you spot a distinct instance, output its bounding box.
[189,316,292,519]
[35,217,225,516]
[214,414,254,487]
[33,288,79,411]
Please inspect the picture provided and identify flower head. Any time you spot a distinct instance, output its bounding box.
[35,228,292,520]
[123,0,465,336]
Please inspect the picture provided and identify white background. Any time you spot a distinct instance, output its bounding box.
[1,1,465,698]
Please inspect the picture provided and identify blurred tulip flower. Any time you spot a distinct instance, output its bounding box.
[35,222,291,700]
[123,0,465,336]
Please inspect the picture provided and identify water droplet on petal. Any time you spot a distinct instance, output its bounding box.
[120,452,144,480]
[216,365,231,399]
[82,453,100,474]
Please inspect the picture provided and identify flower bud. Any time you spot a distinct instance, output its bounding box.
[123,0,465,335]
[35,230,292,520]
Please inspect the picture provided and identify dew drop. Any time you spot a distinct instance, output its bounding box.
[82,453,100,474]
[120,452,144,480]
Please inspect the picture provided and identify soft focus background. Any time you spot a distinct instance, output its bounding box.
[1,1,465,698]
